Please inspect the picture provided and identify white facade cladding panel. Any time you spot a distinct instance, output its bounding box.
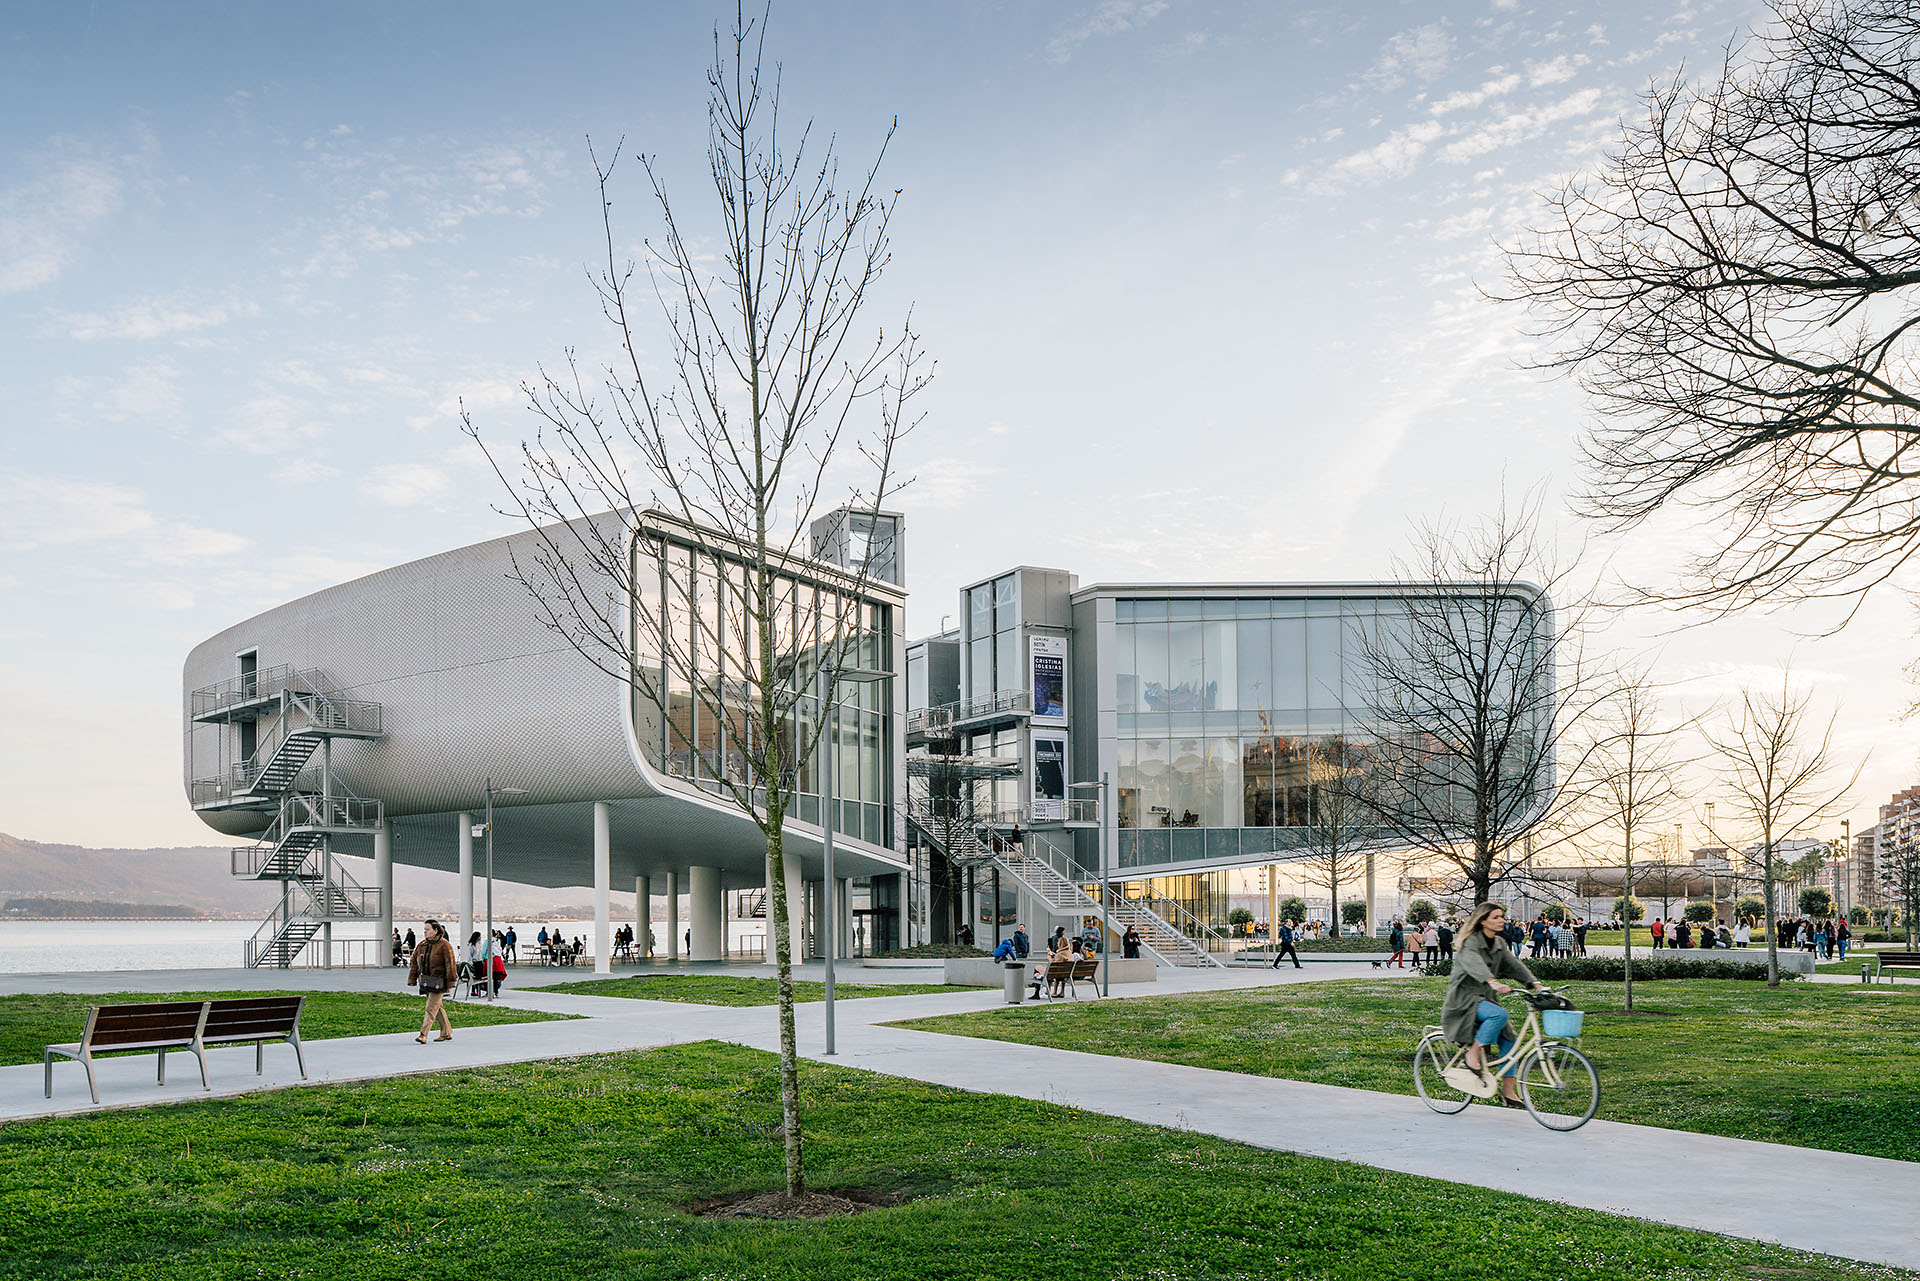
[183,512,907,890]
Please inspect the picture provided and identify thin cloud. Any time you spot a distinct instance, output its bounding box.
[1363,23,1454,90]
[59,296,260,341]
[1047,0,1171,64]
[0,147,123,295]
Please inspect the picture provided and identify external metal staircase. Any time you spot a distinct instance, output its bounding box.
[904,792,1226,969]
[190,666,385,968]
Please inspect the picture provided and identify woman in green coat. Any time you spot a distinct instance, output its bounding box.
[1443,903,1546,1105]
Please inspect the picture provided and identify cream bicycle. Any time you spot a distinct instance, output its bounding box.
[1413,987,1598,1131]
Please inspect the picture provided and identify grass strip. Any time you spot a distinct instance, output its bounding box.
[538,974,973,1005]
[0,990,568,1068]
[897,976,1920,1161]
[0,1040,1908,1281]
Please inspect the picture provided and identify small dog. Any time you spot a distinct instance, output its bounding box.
[1370,960,1384,969]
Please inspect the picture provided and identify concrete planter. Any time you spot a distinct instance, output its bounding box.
[941,958,1011,987]
[859,957,948,971]
[935,956,1160,987]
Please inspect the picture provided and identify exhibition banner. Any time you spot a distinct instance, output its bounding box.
[1029,634,1067,724]
[1031,729,1068,820]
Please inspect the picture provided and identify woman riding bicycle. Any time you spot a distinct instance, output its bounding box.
[1443,902,1548,1106]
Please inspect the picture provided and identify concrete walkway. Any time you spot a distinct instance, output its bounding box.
[4,961,1917,1271]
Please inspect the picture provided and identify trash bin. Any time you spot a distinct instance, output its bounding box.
[1003,961,1027,1004]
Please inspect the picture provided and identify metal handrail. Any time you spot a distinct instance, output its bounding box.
[191,664,308,717]
[1125,892,1233,953]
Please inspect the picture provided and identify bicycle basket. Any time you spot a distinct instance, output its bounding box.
[1541,1008,1584,1039]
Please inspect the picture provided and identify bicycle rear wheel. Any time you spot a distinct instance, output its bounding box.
[1413,1034,1473,1113]
[1517,1043,1599,1130]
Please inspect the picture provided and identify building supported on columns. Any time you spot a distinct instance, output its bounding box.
[182,507,909,967]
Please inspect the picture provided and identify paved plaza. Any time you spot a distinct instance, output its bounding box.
[5,960,1917,1271]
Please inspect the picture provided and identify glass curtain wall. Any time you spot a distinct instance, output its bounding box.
[1111,596,1395,870]
[630,530,895,847]
[961,571,1021,707]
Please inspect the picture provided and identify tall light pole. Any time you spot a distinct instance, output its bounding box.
[817,663,890,1056]
[1840,818,1852,920]
[1069,773,1113,996]
[478,780,528,1001]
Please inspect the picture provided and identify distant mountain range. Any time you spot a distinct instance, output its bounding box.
[0,832,600,920]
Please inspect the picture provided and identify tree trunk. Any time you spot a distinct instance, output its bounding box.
[765,809,804,1196]
[1762,835,1780,990]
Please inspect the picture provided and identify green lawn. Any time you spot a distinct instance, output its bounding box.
[898,977,1920,1161]
[540,974,972,1005]
[0,990,568,1068]
[1,1041,1907,1281]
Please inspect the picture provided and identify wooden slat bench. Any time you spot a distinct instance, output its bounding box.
[1872,952,1920,982]
[44,1000,210,1104]
[200,995,307,1078]
[45,996,309,1104]
[1034,956,1102,1000]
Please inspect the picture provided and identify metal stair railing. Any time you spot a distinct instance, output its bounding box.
[986,833,1220,969]
[1123,891,1235,961]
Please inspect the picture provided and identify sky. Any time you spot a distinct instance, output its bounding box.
[4,0,1916,857]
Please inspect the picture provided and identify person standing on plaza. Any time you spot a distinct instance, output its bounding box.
[1387,919,1406,968]
[1013,923,1031,959]
[1837,917,1851,959]
[408,919,457,1043]
[1122,924,1142,959]
[1649,917,1664,950]
[1435,919,1454,960]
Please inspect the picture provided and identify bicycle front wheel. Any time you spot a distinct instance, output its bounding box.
[1517,1044,1599,1130]
[1413,1034,1473,1114]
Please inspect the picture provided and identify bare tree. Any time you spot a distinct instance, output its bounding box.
[1504,0,1920,620]
[1701,670,1860,985]
[1351,492,1607,906]
[1295,737,1377,939]
[465,3,928,1198]
[1877,826,1920,946]
[1572,667,1693,1011]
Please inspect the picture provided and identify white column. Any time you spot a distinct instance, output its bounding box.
[1267,864,1278,941]
[593,801,612,975]
[1365,850,1377,937]
[666,870,680,962]
[635,875,651,957]
[375,819,393,961]
[457,813,474,952]
[837,877,853,958]
[783,854,808,961]
[807,880,824,961]
[689,865,724,961]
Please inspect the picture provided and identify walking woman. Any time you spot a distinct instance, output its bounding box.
[408,918,457,1043]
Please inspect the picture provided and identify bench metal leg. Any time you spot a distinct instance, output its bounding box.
[290,1031,307,1080]
[193,1046,210,1091]
[43,1050,54,1100]
[257,1040,264,1075]
[82,1052,98,1105]
[157,1046,166,1085]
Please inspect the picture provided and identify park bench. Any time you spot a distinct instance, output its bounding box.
[44,1000,211,1104]
[200,995,307,1079]
[1871,952,1920,982]
[1035,956,1102,1000]
[45,996,309,1104]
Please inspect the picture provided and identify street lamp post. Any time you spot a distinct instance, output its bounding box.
[1840,818,1852,920]
[479,780,528,1001]
[1069,774,1113,997]
[816,664,890,1056]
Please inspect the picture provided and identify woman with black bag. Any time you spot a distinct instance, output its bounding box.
[408,918,457,1044]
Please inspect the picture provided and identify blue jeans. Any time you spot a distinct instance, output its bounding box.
[1473,999,1518,1077]
[1839,939,1848,958]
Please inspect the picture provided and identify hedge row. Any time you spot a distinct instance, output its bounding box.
[1417,955,1802,983]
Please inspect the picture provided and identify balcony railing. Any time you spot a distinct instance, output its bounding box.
[191,664,309,719]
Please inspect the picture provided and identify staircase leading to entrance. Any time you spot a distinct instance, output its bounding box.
[904,800,1225,968]
[231,792,385,968]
